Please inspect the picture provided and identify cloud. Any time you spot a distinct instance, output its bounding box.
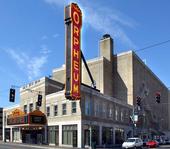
[44,0,137,49]
[5,48,49,81]
[27,56,47,80]
[83,5,137,49]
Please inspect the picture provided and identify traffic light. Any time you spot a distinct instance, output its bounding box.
[37,94,42,106]
[9,88,15,102]
[155,92,161,103]
[136,96,141,106]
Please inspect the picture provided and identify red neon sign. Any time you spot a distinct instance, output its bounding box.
[71,3,82,99]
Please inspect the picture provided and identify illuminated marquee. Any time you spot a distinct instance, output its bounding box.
[65,3,82,100]
[7,109,46,125]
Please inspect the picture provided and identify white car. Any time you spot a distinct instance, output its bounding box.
[122,138,143,149]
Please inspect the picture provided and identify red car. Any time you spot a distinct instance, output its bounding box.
[146,140,159,148]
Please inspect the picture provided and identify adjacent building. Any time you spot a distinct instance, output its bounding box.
[3,35,170,148]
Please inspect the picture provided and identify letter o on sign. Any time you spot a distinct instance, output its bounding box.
[73,11,79,24]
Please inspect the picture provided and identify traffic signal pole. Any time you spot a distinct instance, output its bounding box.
[9,85,43,107]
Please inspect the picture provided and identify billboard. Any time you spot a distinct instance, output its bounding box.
[65,3,82,100]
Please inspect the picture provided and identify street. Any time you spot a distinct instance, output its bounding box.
[1,143,170,149]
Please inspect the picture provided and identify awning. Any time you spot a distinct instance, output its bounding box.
[7,109,46,126]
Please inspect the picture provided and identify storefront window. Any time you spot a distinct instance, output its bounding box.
[72,102,76,113]
[84,125,99,146]
[48,126,59,145]
[5,128,10,141]
[102,127,113,145]
[92,126,99,145]
[62,125,77,146]
[12,128,20,142]
[115,128,125,144]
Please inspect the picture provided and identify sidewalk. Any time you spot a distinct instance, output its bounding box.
[0,142,78,149]
[0,142,122,149]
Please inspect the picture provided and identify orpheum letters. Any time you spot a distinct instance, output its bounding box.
[65,3,82,100]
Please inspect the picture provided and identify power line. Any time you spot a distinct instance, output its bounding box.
[135,39,170,52]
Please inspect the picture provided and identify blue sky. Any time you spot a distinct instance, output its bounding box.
[0,0,170,107]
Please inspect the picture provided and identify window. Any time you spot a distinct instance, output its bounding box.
[85,99,91,116]
[24,105,27,114]
[62,103,67,115]
[94,102,99,117]
[54,105,58,116]
[48,126,59,144]
[62,125,77,145]
[115,107,118,121]
[108,105,113,119]
[72,102,77,113]
[46,106,50,117]
[102,103,106,118]
[102,127,113,145]
[121,110,124,122]
[29,103,33,112]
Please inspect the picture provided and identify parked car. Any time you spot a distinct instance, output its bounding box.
[165,139,170,145]
[156,138,165,145]
[146,140,159,148]
[122,138,143,149]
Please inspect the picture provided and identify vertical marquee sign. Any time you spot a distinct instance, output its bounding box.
[65,3,82,100]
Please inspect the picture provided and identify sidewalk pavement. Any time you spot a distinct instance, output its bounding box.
[0,142,122,149]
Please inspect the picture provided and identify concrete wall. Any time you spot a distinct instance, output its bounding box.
[113,51,133,104]
[81,85,132,126]
[20,77,64,114]
[46,91,81,123]
[133,52,169,131]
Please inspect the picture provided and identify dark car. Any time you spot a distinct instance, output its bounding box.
[146,140,159,148]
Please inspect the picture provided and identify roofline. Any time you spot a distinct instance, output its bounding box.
[115,50,168,89]
[52,56,104,73]
[3,104,20,111]
[132,51,168,89]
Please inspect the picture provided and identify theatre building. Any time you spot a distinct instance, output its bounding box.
[3,35,170,148]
